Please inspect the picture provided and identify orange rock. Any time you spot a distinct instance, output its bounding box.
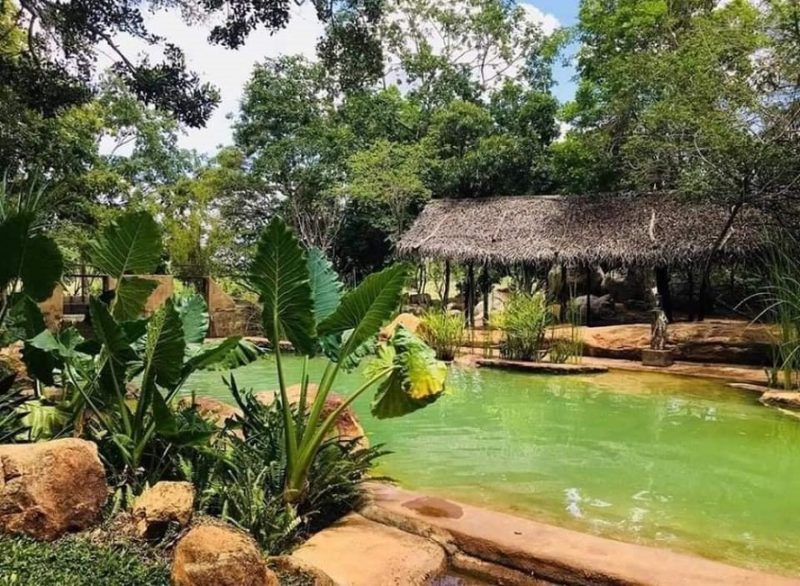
[0,438,107,540]
[291,513,447,586]
[178,396,242,426]
[171,524,278,586]
[380,313,421,340]
[256,384,368,447]
[133,481,194,538]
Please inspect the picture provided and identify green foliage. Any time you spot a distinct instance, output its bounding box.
[755,241,800,390]
[367,326,449,419]
[202,387,383,553]
[246,217,445,502]
[27,211,259,498]
[0,373,27,442]
[495,290,552,361]
[0,534,169,586]
[0,182,63,333]
[419,310,465,361]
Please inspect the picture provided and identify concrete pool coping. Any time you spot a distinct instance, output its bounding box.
[362,482,800,586]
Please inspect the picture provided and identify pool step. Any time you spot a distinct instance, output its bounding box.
[476,358,609,374]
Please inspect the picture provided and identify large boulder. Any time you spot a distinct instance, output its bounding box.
[0,438,107,540]
[171,524,278,586]
[255,384,368,447]
[178,396,241,427]
[291,513,447,586]
[133,481,194,539]
[380,313,421,339]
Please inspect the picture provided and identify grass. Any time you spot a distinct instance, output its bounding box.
[419,310,465,360]
[0,534,170,586]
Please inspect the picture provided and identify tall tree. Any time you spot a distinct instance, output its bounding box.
[1,0,385,127]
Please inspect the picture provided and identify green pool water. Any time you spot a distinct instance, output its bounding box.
[185,357,800,575]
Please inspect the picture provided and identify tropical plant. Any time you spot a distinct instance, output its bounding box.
[0,180,62,336]
[549,296,584,365]
[419,310,464,361]
[27,211,260,500]
[244,217,447,504]
[494,289,552,361]
[197,386,384,553]
[0,372,27,442]
[753,240,800,390]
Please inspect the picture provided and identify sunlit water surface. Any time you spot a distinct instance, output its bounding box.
[185,357,800,575]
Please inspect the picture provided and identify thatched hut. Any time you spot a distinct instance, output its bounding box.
[397,193,773,324]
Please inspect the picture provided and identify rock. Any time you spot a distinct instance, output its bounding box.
[641,348,674,367]
[178,396,242,427]
[256,384,368,447]
[0,438,107,540]
[600,267,647,302]
[133,481,194,539]
[172,524,278,586]
[268,556,335,586]
[573,294,615,319]
[380,313,421,339]
[759,390,800,410]
[292,513,447,586]
[576,320,773,365]
[0,342,31,391]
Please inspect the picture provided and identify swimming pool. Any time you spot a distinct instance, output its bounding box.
[185,356,800,575]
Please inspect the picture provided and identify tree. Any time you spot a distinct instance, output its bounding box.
[381,0,556,115]
[344,140,430,242]
[2,0,385,127]
[560,0,800,317]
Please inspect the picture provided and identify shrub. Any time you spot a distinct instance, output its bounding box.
[419,310,464,360]
[494,290,551,361]
[196,390,384,554]
[0,534,170,586]
[755,240,800,389]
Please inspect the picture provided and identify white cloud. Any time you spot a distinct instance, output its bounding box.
[110,3,324,154]
[108,1,559,155]
[520,3,561,35]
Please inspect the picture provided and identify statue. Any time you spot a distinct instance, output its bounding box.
[650,285,668,351]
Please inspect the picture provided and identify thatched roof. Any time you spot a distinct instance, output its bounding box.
[397,193,772,267]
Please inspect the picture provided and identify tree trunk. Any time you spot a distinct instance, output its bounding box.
[558,263,569,322]
[697,200,744,321]
[655,266,673,323]
[687,268,695,322]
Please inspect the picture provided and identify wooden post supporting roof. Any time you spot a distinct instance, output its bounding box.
[443,260,451,310]
[481,263,490,325]
[585,266,592,327]
[466,262,475,328]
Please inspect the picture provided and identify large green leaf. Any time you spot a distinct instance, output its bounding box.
[175,293,209,345]
[87,211,162,278]
[182,336,261,377]
[370,326,447,420]
[307,247,342,327]
[318,263,410,360]
[143,300,186,389]
[89,297,137,364]
[5,295,56,384]
[0,214,62,302]
[249,217,316,355]
[113,277,158,321]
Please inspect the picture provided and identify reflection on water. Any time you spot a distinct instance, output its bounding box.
[186,358,800,575]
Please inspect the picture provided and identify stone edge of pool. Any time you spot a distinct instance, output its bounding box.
[356,482,800,586]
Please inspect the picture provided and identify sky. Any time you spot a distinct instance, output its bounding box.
[114,0,580,155]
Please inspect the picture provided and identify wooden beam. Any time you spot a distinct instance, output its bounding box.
[481,263,490,324]
[585,265,592,327]
[467,262,475,328]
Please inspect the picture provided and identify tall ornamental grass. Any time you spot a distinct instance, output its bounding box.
[757,242,800,389]
[494,290,552,361]
[419,310,465,361]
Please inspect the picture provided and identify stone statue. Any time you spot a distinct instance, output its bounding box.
[650,286,668,351]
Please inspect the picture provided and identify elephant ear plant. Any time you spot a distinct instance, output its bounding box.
[241,217,447,504]
[28,211,260,502]
[0,180,62,341]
